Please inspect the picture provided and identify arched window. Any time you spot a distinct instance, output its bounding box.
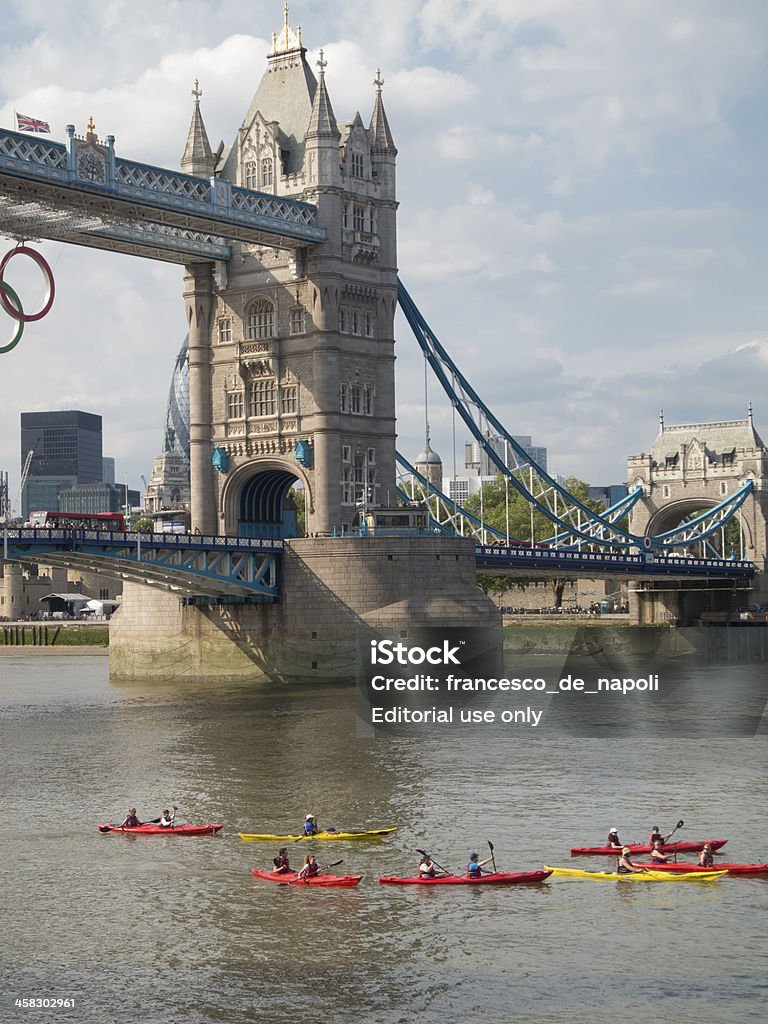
[246,299,275,340]
[290,307,305,335]
[261,158,273,188]
[245,162,258,189]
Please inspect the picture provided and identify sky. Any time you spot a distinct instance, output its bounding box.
[1,0,768,510]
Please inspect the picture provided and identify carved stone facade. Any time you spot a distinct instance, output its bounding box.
[627,411,768,617]
[183,11,398,538]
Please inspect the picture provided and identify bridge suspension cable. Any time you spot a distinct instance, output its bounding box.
[394,452,644,547]
[397,280,752,552]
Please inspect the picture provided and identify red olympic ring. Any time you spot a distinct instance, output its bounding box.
[0,245,55,322]
[0,280,25,354]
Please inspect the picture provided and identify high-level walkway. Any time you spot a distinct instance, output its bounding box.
[0,126,325,263]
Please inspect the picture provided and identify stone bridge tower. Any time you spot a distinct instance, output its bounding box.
[626,409,768,621]
[182,9,398,538]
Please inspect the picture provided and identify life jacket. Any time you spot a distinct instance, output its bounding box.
[700,852,714,867]
[303,821,317,835]
[607,834,620,847]
[419,862,435,878]
[305,861,320,877]
[467,861,481,877]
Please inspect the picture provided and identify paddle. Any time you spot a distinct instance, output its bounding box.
[416,848,452,876]
[666,819,685,841]
[488,840,497,874]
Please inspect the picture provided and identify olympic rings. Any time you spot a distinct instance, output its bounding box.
[0,244,55,322]
[0,280,25,354]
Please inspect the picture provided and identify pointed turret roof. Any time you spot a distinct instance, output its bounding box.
[369,69,397,155]
[306,49,340,141]
[181,79,214,177]
[219,6,316,180]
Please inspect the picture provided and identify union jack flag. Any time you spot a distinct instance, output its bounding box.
[16,112,51,133]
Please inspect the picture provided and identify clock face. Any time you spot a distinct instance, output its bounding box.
[78,151,106,183]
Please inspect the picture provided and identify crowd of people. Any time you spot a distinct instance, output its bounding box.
[606,826,715,873]
[499,604,629,615]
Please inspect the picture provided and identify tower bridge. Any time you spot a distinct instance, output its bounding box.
[1,7,765,679]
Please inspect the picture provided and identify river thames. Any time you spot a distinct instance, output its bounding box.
[0,652,766,1024]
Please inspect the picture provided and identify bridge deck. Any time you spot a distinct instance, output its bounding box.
[2,529,282,599]
[1,529,754,601]
[475,545,756,581]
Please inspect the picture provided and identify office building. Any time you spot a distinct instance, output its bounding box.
[21,410,103,519]
[58,482,140,516]
[465,434,548,476]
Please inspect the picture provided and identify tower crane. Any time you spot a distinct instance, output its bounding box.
[18,448,34,521]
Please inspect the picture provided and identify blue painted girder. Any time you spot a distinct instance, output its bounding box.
[1,529,281,599]
[474,545,755,580]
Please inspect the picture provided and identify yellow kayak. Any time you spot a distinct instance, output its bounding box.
[239,827,397,843]
[545,866,727,882]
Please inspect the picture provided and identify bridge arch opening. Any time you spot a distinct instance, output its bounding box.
[222,463,309,540]
[646,498,751,558]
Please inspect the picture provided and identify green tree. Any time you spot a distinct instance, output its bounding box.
[466,473,604,607]
[130,515,154,533]
[288,486,306,536]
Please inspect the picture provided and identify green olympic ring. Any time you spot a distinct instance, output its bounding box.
[0,280,24,354]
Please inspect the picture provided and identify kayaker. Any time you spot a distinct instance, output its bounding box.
[467,852,494,878]
[607,828,622,850]
[303,814,319,836]
[616,847,645,874]
[297,854,321,879]
[118,807,142,828]
[158,808,175,829]
[649,825,673,846]
[649,839,673,863]
[418,854,448,879]
[272,848,291,874]
[698,843,715,868]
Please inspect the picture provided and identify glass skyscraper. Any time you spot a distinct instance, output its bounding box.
[163,335,190,465]
[20,410,103,519]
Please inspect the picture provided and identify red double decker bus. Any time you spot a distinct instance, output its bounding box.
[28,511,126,531]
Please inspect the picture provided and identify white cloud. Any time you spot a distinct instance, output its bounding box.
[2,0,768,502]
[467,183,495,205]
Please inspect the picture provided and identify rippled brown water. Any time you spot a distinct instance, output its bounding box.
[0,653,766,1023]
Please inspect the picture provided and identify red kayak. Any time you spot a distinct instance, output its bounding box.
[251,869,362,887]
[569,839,727,857]
[632,861,768,876]
[378,870,552,886]
[98,823,223,836]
